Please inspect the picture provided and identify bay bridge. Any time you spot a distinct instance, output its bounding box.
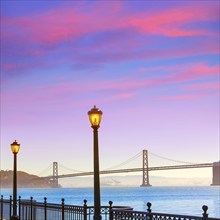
[38,150,220,188]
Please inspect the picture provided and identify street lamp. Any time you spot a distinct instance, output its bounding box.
[88,105,103,220]
[11,140,20,220]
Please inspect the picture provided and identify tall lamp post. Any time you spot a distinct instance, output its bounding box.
[11,140,20,220]
[88,105,103,220]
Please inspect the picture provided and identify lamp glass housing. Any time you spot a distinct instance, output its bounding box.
[11,140,20,154]
[88,106,102,127]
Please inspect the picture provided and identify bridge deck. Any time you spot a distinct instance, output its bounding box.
[40,163,213,179]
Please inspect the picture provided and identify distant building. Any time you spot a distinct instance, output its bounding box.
[211,161,220,186]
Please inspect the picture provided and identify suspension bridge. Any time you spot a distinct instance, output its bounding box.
[38,150,220,188]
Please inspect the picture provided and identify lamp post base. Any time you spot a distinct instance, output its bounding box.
[140,184,152,187]
[11,216,19,220]
[94,214,102,220]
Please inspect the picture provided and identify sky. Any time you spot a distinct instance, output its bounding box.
[0,0,219,184]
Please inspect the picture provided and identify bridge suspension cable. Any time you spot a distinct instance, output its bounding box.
[105,151,142,170]
[37,163,53,177]
[148,151,196,165]
[59,163,86,173]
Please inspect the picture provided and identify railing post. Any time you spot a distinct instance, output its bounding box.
[18,196,21,220]
[33,197,36,220]
[44,197,47,220]
[30,197,33,220]
[147,202,152,220]
[61,198,65,220]
[109,201,113,220]
[202,205,208,220]
[1,195,3,220]
[83,199,87,220]
[10,195,12,218]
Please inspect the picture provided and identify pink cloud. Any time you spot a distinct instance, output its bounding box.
[83,62,218,94]
[1,60,55,76]
[86,62,219,94]
[170,63,219,82]
[151,81,219,102]
[3,61,218,95]
[143,41,218,60]
[1,63,26,72]
[1,80,136,113]
[2,62,218,110]
[186,81,219,91]
[2,1,217,47]
[2,36,217,76]
[1,2,218,77]
[2,2,124,45]
[1,81,79,106]
[129,3,218,37]
[72,37,218,66]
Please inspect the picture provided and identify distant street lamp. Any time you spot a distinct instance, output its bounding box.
[11,140,20,220]
[88,105,103,220]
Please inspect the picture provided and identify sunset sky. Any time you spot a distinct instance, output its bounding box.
[1,1,219,182]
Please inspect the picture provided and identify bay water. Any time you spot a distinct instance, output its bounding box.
[1,186,219,218]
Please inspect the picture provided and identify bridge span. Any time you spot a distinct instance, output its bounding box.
[53,163,213,179]
[39,150,219,187]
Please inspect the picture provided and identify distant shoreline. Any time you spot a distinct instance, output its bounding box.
[0,170,60,188]
[1,170,215,188]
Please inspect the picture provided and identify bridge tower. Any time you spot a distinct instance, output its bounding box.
[211,161,220,186]
[52,162,59,188]
[140,150,151,187]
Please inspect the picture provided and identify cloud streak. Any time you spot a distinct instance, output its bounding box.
[129,3,218,37]
[2,62,218,109]
[1,1,218,76]
[2,1,217,44]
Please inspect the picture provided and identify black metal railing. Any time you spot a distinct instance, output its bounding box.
[0,196,11,220]
[1,195,219,220]
[111,202,219,220]
[0,196,131,220]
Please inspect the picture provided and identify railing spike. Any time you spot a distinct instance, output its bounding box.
[61,198,65,220]
[44,197,47,220]
[147,202,152,212]
[202,205,208,219]
[147,202,152,220]
[109,200,113,207]
[83,199,87,220]
[109,201,113,220]
[1,195,3,220]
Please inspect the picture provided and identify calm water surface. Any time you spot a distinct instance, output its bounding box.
[1,186,219,218]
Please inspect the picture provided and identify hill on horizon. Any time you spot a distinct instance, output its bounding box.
[0,170,60,188]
